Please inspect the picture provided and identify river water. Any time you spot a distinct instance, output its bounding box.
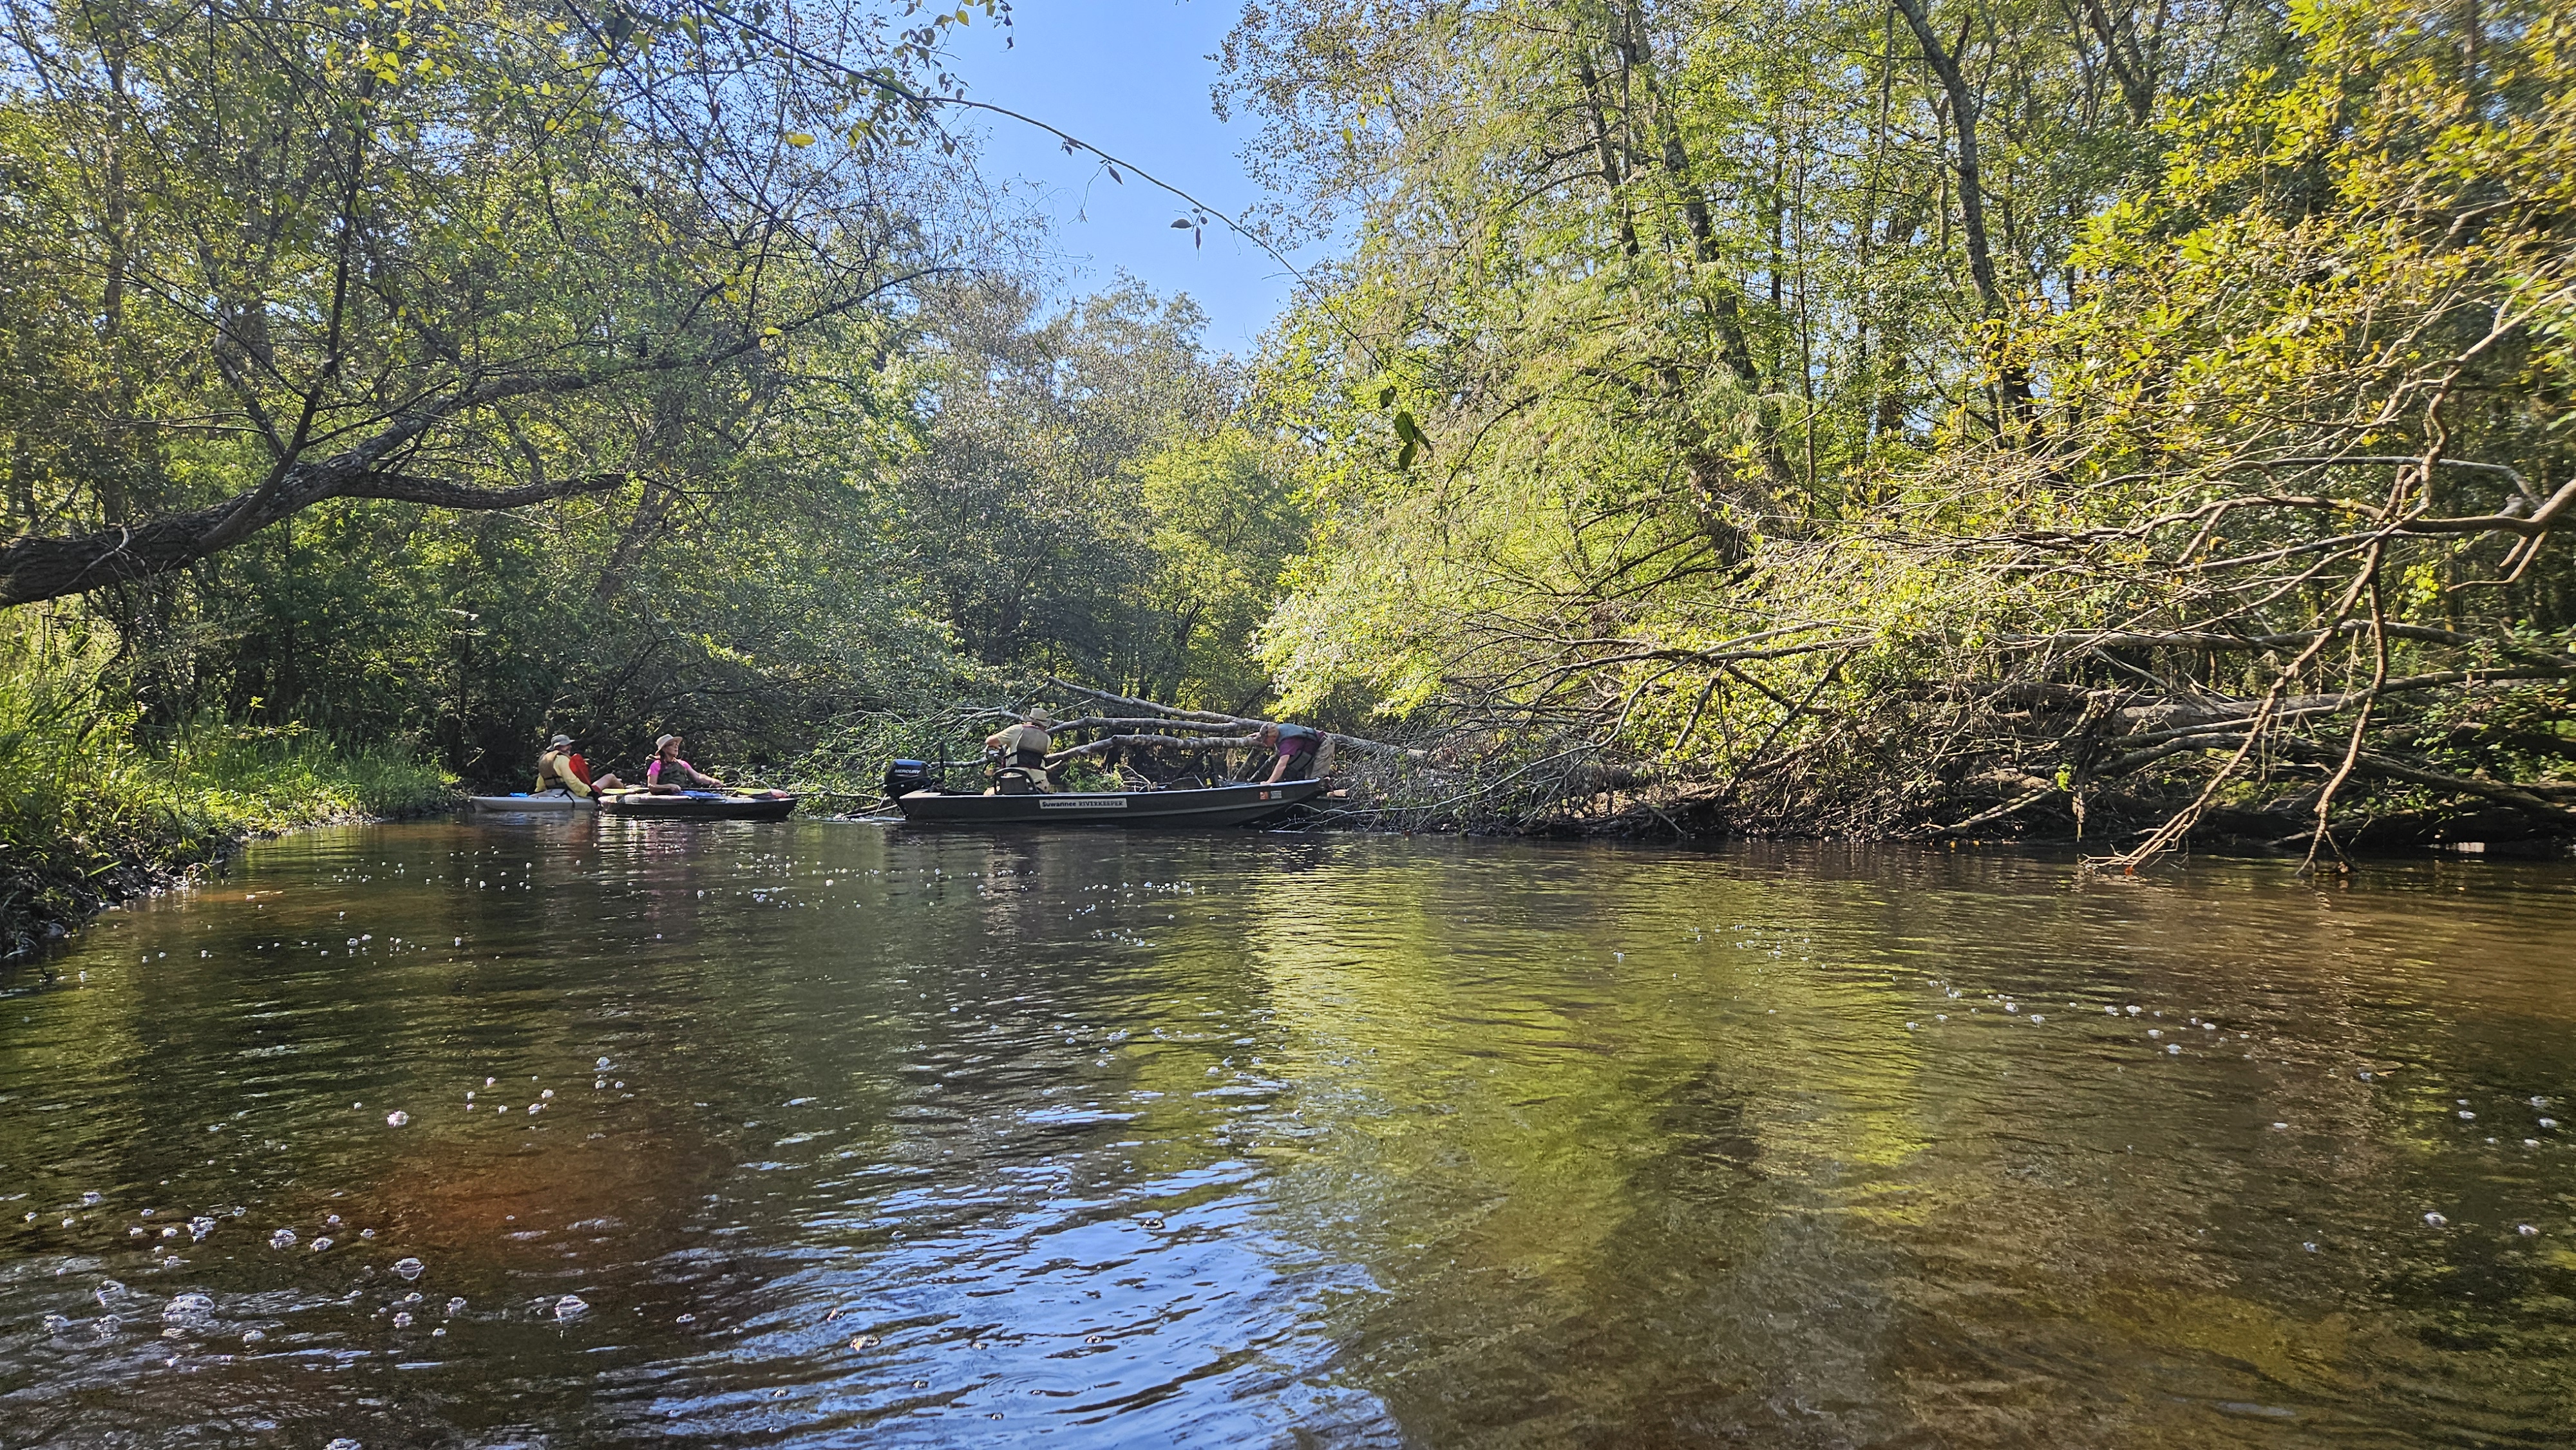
[2,820,2572,1447]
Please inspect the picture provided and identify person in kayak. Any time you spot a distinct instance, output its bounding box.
[1256,721,1329,783]
[642,733,791,798]
[983,716,1054,795]
[534,734,625,797]
[645,733,728,793]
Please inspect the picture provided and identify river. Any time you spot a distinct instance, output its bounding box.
[3,819,2571,1447]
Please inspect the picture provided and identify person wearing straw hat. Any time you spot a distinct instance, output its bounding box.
[644,733,726,793]
[639,733,791,798]
[981,715,1055,795]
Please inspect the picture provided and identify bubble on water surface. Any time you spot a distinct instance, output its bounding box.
[82,1191,102,1206]
[445,1297,467,1315]
[269,1229,296,1249]
[189,1217,214,1239]
[540,1089,554,1100]
[2425,1212,2449,1227]
[2519,1224,2541,1236]
[96,1280,128,1304]
[325,1439,361,1450]
[310,1237,334,1252]
[554,1295,589,1320]
[392,1312,413,1328]
[393,1257,426,1281]
[2543,1118,2559,1128]
[241,1328,265,1344]
[386,1111,409,1127]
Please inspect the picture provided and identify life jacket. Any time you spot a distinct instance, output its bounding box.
[536,750,594,798]
[998,722,1050,767]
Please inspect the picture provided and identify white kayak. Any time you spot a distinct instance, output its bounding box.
[468,792,594,812]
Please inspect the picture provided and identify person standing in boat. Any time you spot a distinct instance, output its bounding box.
[535,733,625,797]
[982,715,1054,795]
[1256,721,1329,783]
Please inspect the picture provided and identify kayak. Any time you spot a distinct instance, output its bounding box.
[891,778,1324,827]
[599,791,796,821]
[467,793,594,813]
[468,791,796,820]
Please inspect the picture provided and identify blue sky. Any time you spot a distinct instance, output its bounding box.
[937,0,1314,355]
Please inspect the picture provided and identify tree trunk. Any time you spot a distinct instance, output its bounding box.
[1891,0,2034,428]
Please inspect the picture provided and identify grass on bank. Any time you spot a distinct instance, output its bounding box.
[2,641,453,955]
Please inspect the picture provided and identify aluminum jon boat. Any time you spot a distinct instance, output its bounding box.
[891,778,1325,827]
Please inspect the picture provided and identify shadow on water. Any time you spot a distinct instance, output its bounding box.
[2,822,2573,1447]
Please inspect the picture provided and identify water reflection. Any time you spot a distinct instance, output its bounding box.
[2,823,2571,1446]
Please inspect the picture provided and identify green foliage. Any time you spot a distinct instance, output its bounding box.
[1227,0,2576,841]
[1,618,451,952]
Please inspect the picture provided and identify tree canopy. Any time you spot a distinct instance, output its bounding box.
[5,0,2569,856]
[1221,0,2575,858]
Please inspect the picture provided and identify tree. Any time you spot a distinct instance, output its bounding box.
[1224,0,2576,849]
[0,0,979,608]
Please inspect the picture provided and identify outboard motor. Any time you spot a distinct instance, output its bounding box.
[883,758,944,798]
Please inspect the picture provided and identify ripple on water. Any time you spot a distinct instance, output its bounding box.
[2,824,2571,1447]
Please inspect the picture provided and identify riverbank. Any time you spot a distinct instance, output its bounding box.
[0,703,453,959]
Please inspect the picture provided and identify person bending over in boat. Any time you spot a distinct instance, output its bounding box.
[982,716,1054,795]
[535,734,625,798]
[1255,721,1331,783]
